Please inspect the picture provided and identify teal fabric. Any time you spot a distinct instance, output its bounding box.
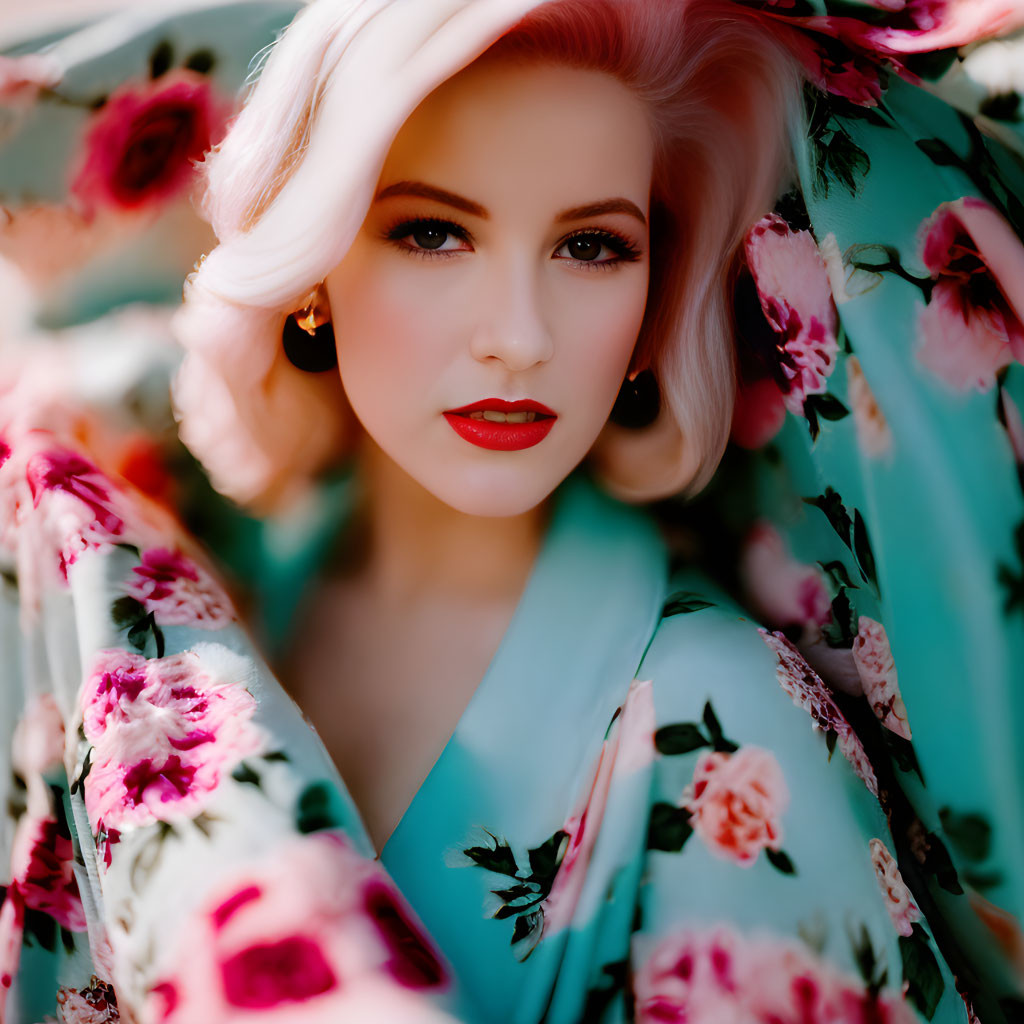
[1,1,1023,1021]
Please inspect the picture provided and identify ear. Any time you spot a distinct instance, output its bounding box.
[293,282,332,331]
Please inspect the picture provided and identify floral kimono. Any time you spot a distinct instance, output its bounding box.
[1,1,1023,1023]
[1,446,1017,1024]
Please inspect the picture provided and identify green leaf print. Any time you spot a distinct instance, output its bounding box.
[766,848,796,876]
[463,830,521,879]
[527,830,569,885]
[702,702,739,754]
[661,591,715,617]
[804,487,853,546]
[646,802,693,853]
[900,924,944,1020]
[804,392,850,442]
[295,781,339,834]
[653,723,709,756]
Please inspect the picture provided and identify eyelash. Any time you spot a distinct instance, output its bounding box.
[382,217,643,270]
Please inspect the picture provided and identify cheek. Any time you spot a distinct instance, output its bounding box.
[331,257,452,396]
[552,273,649,397]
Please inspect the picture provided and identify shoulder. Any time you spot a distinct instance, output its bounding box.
[635,569,865,784]
[637,569,781,721]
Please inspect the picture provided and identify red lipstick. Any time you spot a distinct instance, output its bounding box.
[443,398,557,451]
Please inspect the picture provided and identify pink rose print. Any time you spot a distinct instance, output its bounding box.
[759,629,879,796]
[730,375,788,449]
[0,54,61,106]
[71,70,228,214]
[635,925,917,1024]
[12,693,65,790]
[916,198,1024,392]
[544,679,654,935]
[779,26,884,106]
[80,647,265,835]
[832,1,1024,58]
[634,929,917,1024]
[147,833,451,1024]
[53,978,120,1023]
[126,548,234,629]
[869,838,921,937]
[0,813,88,1018]
[8,815,87,932]
[755,0,1024,66]
[846,356,892,458]
[25,447,125,580]
[684,747,788,866]
[852,617,912,740]
[739,522,832,632]
[745,214,840,415]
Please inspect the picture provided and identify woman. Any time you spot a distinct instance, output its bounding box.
[1,0,1022,1021]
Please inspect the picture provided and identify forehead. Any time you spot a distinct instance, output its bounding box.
[377,58,654,215]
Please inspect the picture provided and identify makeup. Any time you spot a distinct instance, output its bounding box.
[443,398,557,451]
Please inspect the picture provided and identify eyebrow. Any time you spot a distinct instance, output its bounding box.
[374,180,647,227]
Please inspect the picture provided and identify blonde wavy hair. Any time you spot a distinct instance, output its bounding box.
[172,0,803,510]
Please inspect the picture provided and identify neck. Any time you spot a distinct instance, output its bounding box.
[344,431,550,608]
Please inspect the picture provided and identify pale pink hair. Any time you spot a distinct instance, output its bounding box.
[172,0,803,509]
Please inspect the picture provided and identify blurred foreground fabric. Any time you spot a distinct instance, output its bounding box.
[0,1,1022,1022]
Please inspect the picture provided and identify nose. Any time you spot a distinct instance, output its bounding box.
[469,257,555,372]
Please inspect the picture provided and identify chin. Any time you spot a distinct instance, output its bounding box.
[419,464,561,519]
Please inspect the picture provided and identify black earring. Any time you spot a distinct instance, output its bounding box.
[283,300,337,373]
[609,368,660,428]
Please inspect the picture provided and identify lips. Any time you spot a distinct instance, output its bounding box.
[443,398,557,451]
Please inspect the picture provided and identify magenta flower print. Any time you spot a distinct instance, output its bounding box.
[744,214,840,415]
[915,198,1024,392]
[826,1,1024,58]
[70,70,228,215]
[4,813,87,932]
[126,547,234,629]
[752,0,1024,68]
[147,833,452,1024]
[759,629,878,796]
[544,679,654,936]
[80,646,265,834]
[730,375,788,449]
[635,925,918,1024]
[220,936,338,1008]
[363,880,448,990]
[739,522,832,632]
[25,447,125,579]
[683,747,788,867]
[779,25,884,106]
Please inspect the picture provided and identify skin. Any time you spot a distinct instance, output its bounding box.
[290,58,654,852]
[323,56,653,522]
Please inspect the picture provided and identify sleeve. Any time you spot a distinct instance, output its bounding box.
[623,594,1022,1024]
[0,427,461,1024]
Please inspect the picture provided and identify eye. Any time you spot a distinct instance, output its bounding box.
[553,230,642,268]
[385,218,472,256]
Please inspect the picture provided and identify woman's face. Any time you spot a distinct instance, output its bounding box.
[323,57,653,517]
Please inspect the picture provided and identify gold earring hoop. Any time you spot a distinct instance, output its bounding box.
[283,287,337,373]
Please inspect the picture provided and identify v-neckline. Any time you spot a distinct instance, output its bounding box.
[376,470,668,865]
[370,477,574,861]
